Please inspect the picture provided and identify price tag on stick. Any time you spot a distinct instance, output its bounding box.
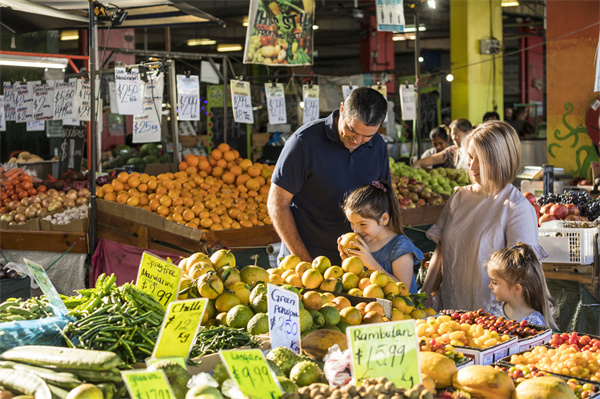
[219,349,283,399]
[152,298,208,359]
[347,320,421,390]
[267,283,301,353]
[121,369,175,399]
[136,251,182,310]
[23,258,68,316]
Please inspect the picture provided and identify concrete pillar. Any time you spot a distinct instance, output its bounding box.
[450,0,503,124]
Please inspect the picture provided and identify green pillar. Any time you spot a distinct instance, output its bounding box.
[450,0,504,124]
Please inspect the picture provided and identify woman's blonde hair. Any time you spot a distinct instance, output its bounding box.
[486,242,558,330]
[466,120,522,196]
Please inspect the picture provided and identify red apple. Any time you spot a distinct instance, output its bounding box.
[539,213,557,225]
[540,203,554,215]
[523,191,536,205]
[550,203,569,219]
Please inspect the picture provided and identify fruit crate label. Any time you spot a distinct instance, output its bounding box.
[347,319,421,390]
[23,258,68,316]
[136,251,182,310]
[267,283,301,354]
[121,369,175,399]
[219,349,282,399]
[153,298,208,359]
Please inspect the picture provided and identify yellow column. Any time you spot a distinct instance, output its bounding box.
[450,0,504,124]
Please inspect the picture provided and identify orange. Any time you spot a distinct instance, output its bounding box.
[137,183,148,192]
[186,166,198,175]
[222,172,236,185]
[182,209,195,221]
[245,178,260,192]
[185,221,199,229]
[186,156,199,167]
[139,196,149,206]
[236,174,250,186]
[259,185,270,195]
[223,150,236,162]
[256,176,266,186]
[159,196,172,207]
[126,196,140,206]
[240,219,253,228]
[111,179,124,191]
[96,188,105,198]
[127,175,140,188]
[216,158,228,169]
[340,306,362,326]
[247,165,261,177]
[117,171,130,183]
[128,188,140,197]
[147,180,158,191]
[116,193,129,204]
[104,192,116,202]
[217,143,231,152]
[172,213,183,223]
[139,174,151,183]
[178,161,189,171]
[171,196,184,207]
[198,159,211,171]
[102,183,114,194]
[183,197,194,207]
[211,166,224,177]
[200,217,213,228]
[157,205,169,216]
[210,223,224,231]
[238,159,252,171]
[210,149,223,160]
[230,165,243,176]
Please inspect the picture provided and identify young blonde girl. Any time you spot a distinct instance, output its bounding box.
[337,180,424,294]
[485,242,558,329]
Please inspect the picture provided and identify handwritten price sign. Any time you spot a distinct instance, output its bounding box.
[115,67,143,115]
[219,349,282,399]
[302,84,319,124]
[33,81,54,120]
[3,82,16,121]
[24,258,68,316]
[136,252,182,310]
[267,284,301,353]
[121,370,175,399]
[347,320,421,390]
[153,298,207,359]
[0,96,5,131]
[230,80,253,124]
[75,79,91,121]
[133,74,163,143]
[265,83,287,125]
[15,82,33,123]
[53,80,76,121]
[177,75,200,121]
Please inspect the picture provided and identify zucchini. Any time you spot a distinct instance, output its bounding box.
[0,369,52,399]
[0,346,123,371]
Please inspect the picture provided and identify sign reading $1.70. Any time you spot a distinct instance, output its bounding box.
[136,252,182,310]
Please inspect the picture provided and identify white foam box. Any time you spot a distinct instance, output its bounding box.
[456,357,474,370]
[453,336,519,365]
[516,326,552,352]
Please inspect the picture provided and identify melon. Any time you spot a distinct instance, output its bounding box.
[419,351,457,388]
[514,376,577,399]
[452,365,515,399]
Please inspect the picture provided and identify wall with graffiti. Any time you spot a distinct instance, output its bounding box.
[546,1,600,180]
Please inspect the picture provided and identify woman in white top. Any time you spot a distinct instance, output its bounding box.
[421,120,547,311]
[413,119,472,172]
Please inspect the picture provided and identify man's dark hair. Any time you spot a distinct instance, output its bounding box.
[342,87,388,127]
[483,111,500,122]
[430,125,449,141]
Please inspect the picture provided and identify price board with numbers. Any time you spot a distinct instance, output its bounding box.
[136,252,182,310]
[152,298,207,359]
[302,84,319,124]
[267,284,301,353]
[230,80,253,124]
[219,349,282,399]
[347,320,421,390]
[121,369,175,399]
[265,83,287,125]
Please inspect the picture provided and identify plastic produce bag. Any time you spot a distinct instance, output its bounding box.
[0,316,69,354]
[323,344,353,387]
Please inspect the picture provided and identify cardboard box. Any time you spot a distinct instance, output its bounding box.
[7,218,39,231]
[454,336,519,365]
[51,217,89,233]
[516,325,552,352]
[39,219,53,231]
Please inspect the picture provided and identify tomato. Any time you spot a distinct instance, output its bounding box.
[260,36,270,46]
[37,184,47,193]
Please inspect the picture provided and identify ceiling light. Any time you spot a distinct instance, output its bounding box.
[60,30,79,41]
[403,25,426,33]
[392,34,407,41]
[187,38,216,46]
[313,25,319,30]
[217,44,243,52]
[446,74,454,82]
[418,56,424,62]
[0,54,68,69]
[242,16,249,27]
[501,0,520,6]
[427,0,436,9]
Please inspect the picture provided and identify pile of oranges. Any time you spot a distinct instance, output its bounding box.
[96,143,274,232]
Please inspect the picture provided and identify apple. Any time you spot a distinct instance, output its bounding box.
[549,203,569,219]
[522,191,536,205]
[539,213,557,225]
[420,190,432,200]
[416,199,426,207]
[408,192,419,202]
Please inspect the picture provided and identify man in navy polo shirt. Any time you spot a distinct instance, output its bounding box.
[267,87,391,265]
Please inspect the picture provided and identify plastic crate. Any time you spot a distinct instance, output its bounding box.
[538,220,599,264]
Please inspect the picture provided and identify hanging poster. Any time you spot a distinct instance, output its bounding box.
[133,74,163,143]
[15,82,34,123]
[265,82,287,124]
[244,0,315,66]
[33,80,54,120]
[376,0,405,32]
[115,67,143,115]
[230,80,254,124]
[302,84,319,124]
[58,124,86,174]
[75,79,91,121]
[400,84,416,121]
[53,80,76,121]
[177,75,200,121]
[400,74,441,138]
[3,82,15,121]
[0,96,5,131]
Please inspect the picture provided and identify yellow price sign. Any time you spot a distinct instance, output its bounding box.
[153,298,208,359]
[219,349,282,399]
[121,369,175,399]
[347,320,421,390]
[136,251,182,310]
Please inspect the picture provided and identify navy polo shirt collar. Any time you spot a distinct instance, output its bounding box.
[324,109,375,149]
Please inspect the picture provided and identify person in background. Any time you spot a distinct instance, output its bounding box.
[508,106,528,133]
[420,125,450,167]
[267,87,390,265]
[485,242,558,329]
[421,120,547,311]
[338,180,424,294]
[412,118,472,172]
[483,111,500,122]
[441,112,451,129]
[504,106,514,122]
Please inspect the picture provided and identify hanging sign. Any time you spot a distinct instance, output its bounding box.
[115,67,143,115]
[23,258,68,316]
[136,251,182,310]
[53,80,76,121]
[177,74,200,121]
[152,298,208,359]
[400,84,416,121]
[302,84,319,124]
[75,79,91,121]
[230,80,254,124]
[265,83,287,125]
[27,121,45,131]
[342,85,359,100]
[121,370,175,399]
[108,81,119,114]
[33,81,54,120]
[58,124,86,174]
[3,82,16,121]
[133,74,163,143]
[347,320,421,390]
[219,349,283,399]
[15,82,34,123]
[372,84,389,122]
[244,0,315,66]
[376,0,405,32]
[267,284,301,353]
[0,96,5,131]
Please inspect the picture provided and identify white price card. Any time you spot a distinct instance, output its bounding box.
[15,82,34,123]
[27,121,45,131]
[53,80,76,121]
[108,81,119,114]
[177,74,200,121]
[3,82,15,121]
[302,84,319,124]
[75,79,91,121]
[33,80,54,120]
[115,67,143,115]
[265,83,287,125]
[230,79,254,124]
[133,74,164,143]
[372,84,388,122]
[342,85,359,100]
[400,84,416,121]
[267,283,301,354]
[0,96,5,131]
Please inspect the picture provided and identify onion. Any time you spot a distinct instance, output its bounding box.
[14,213,26,223]
[64,199,76,209]
[66,190,78,200]
[0,214,13,222]
[37,192,47,200]
[78,188,91,198]
[20,197,31,206]
[16,205,26,214]
[76,197,89,206]
[48,201,63,212]
[24,207,37,219]
[46,189,58,197]
[7,201,20,211]
[30,196,41,204]
[58,192,66,199]
[41,198,52,208]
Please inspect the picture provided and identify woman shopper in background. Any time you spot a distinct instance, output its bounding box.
[421,120,547,311]
[413,118,472,172]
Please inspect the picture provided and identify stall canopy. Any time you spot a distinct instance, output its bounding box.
[0,0,88,33]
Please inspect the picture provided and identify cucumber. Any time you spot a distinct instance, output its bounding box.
[0,369,52,399]
[10,363,81,389]
[0,346,123,371]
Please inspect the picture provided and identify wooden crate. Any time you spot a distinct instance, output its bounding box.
[400,204,444,226]
[0,229,88,254]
